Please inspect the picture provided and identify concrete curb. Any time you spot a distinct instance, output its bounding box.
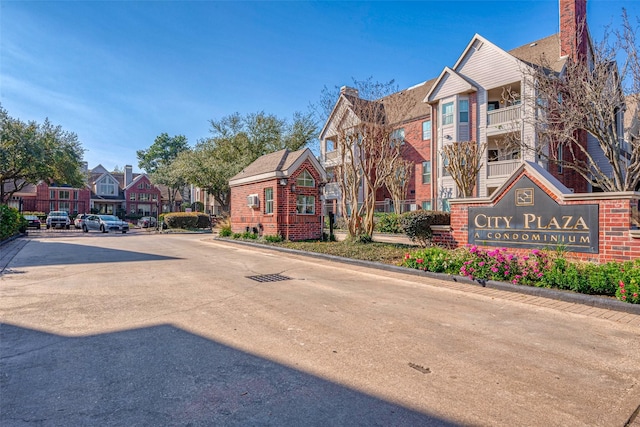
[213,237,640,316]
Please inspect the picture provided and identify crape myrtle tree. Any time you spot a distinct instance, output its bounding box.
[0,106,85,203]
[441,140,487,198]
[523,10,640,192]
[172,111,317,215]
[137,133,189,211]
[317,78,417,239]
[385,158,413,214]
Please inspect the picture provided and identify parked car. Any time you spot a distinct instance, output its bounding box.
[46,211,70,229]
[137,216,157,228]
[23,215,41,229]
[74,214,89,229]
[83,214,129,233]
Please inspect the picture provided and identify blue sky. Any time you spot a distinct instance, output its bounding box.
[1,0,636,172]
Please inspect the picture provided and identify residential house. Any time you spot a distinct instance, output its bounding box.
[89,165,164,217]
[229,148,326,241]
[319,0,628,213]
[5,181,91,215]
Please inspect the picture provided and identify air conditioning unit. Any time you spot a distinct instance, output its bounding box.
[247,194,260,208]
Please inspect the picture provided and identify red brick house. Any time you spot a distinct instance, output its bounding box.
[124,174,162,218]
[229,148,326,241]
[5,181,91,215]
[89,164,173,217]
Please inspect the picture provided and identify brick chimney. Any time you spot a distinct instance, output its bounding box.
[559,0,588,59]
[340,86,359,98]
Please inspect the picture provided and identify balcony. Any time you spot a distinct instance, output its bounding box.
[322,150,341,167]
[487,159,521,178]
[324,182,341,199]
[487,104,521,125]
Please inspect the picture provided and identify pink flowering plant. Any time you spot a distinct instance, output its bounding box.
[400,244,640,304]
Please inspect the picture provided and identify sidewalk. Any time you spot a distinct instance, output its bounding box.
[0,235,29,275]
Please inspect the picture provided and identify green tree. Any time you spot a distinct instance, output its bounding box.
[1,106,85,203]
[173,111,317,214]
[137,133,189,211]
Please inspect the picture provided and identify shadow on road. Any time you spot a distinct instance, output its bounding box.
[0,322,459,426]
[8,240,180,268]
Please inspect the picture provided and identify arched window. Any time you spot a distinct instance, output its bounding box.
[296,170,315,187]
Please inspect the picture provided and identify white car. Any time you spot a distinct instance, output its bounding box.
[82,214,129,233]
[46,211,70,229]
[74,213,89,229]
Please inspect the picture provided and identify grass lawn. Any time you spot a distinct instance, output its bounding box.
[269,240,412,265]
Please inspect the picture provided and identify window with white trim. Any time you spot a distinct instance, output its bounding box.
[391,128,405,146]
[265,187,273,214]
[296,195,315,214]
[98,177,117,196]
[442,102,454,125]
[459,99,469,123]
[422,120,431,140]
[422,161,431,184]
[296,170,315,187]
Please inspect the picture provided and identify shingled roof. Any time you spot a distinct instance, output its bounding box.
[509,33,568,74]
[229,148,325,186]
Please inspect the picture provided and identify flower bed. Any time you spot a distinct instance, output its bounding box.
[402,245,640,304]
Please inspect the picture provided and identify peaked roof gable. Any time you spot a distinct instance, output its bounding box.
[426,67,477,103]
[319,93,363,140]
[125,173,153,191]
[452,34,517,72]
[90,164,110,175]
[229,148,326,187]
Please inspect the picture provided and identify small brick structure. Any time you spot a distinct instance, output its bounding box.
[229,148,327,241]
[437,162,640,263]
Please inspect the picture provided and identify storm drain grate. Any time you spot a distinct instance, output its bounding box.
[246,274,292,283]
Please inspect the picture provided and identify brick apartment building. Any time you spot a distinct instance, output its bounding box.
[319,0,632,215]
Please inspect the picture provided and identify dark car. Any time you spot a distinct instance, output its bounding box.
[23,215,41,229]
[137,216,158,228]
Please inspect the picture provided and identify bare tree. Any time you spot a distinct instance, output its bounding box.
[384,158,413,214]
[442,140,487,197]
[522,10,640,192]
[324,78,418,239]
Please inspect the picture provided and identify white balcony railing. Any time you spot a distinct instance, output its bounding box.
[324,182,341,199]
[487,104,521,126]
[487,159,521,177]
[324,150,339,163]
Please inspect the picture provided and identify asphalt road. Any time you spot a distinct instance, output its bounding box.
[1,231,639,426]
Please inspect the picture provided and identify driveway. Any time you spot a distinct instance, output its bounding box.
[1,232,639,426]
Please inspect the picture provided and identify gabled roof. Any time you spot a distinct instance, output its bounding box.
[426,67,477,103]
[229,148,326,187]
[320,80,437,140]
[319,93,358,140]
[381,79,436,124]
[124,173,152,191]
